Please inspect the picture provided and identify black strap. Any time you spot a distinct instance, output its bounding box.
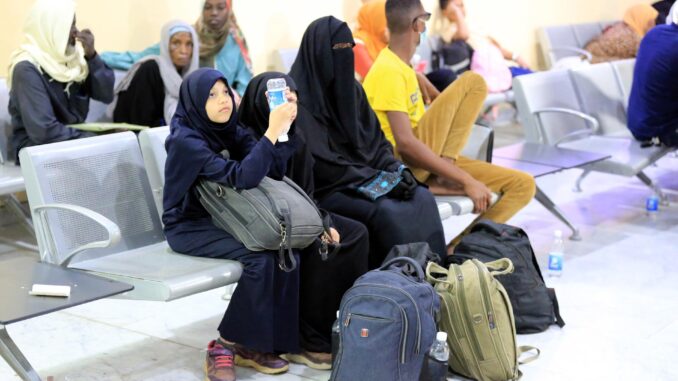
[277,207,297,273]
[547,288,565,328]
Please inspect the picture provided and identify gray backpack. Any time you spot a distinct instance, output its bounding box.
[197,176,324,271]
[331,252,440,381]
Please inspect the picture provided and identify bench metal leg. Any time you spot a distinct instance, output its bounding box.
[535,187,582,241]
[0,195,38,252]
[0,325,42,381]
[636,171,669,206]
[572,169,591,193]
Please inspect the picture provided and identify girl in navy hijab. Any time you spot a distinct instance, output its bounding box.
[162,68,298,381]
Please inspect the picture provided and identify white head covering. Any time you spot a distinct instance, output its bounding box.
[669,2,678,25]
[7,0,89,91]
[109,20,200,124]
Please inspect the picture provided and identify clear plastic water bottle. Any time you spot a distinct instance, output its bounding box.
[419,331,450,381]
[331,310,341,364]
[266,78,289,142]
[547,230,564,277]
[646,194,659,219]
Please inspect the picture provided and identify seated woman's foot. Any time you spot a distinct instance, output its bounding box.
[232,344,289,374]
[283,350,332,370]
[206,340,236,381]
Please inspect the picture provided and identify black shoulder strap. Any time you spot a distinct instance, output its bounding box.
[547,287,566,328]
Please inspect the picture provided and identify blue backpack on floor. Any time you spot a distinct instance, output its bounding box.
[330,250,440,381]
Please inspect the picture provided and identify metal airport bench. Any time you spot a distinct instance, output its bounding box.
[537,20,617,69]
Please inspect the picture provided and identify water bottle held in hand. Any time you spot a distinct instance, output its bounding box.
[266,78,289,142]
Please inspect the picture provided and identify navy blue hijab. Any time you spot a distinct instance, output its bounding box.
[163,68,238,214]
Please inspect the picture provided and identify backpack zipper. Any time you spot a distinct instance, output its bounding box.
[356,282,423,357]
[338,294,408,365]
[473,260,512,378]
[452,265,485,362]
[392,270,438,332]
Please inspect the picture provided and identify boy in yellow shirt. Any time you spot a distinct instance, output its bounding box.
[363,0,535,234]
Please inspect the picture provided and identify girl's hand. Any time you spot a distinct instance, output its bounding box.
[265,102,297,143]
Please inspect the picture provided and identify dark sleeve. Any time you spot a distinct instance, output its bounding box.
[232,126,295,180]
[85,54,115,104]
[200,137,279,189]
[11,63,82,145]
[113,61,165,126]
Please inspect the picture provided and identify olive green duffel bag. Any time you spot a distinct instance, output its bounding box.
[426,258,539,381]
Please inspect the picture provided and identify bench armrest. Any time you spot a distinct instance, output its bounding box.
[461,125,494,163]
[549,46,593,62]
[532,107,600,145]
[33,203,121,266]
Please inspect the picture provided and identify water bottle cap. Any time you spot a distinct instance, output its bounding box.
[554,230,563,238]
[436,332,447,342]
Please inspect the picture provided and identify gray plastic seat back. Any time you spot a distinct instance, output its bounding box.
[513,69,587,145]
[20,132,164,265]
[539,21,616,68]
[569,62,630,137]
[611,59,635,108]
[86,70,125,123]
[138,126,170,218]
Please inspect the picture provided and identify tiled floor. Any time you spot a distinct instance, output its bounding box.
[1,120,677,380]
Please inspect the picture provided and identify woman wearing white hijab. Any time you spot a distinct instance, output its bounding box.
[111,20,200,127]
[7,0,114,163]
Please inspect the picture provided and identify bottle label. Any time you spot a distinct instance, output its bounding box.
[548,253,562,271]
[267,89,286,111]
[646,196,659,212]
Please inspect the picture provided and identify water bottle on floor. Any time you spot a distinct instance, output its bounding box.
[331,310,341,364]
[266,78,289,142]
[547,230,564,277]
[646,194,659,220]
[419,331,450,381]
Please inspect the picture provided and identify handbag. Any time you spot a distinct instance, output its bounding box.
[197,176,329,272]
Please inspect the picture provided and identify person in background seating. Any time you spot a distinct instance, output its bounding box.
[239,71,370,371]
[628,5,678,147]
[290,16,446,267]
[110,20,199,127]
[364,0,535,249]
[353,0,388,80]
[584,4,658,63]
[102,0,252,96]
[429,0,531,92]
[163,68,298,381]
[7,0,114,164]
[652,0,676,25]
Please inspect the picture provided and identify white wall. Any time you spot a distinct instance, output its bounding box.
[0,0,652,73]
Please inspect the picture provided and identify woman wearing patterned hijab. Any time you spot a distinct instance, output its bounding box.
[101,0,252,96]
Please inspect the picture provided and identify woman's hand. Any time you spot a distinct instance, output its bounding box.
[265,102,296,143]
[325,227,341,244]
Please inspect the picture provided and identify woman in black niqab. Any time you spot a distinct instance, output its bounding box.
[289,16,446,266]
[240,71,369,362]
[162,68,300,375]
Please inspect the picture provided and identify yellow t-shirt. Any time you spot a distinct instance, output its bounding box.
[363,47,425,149]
